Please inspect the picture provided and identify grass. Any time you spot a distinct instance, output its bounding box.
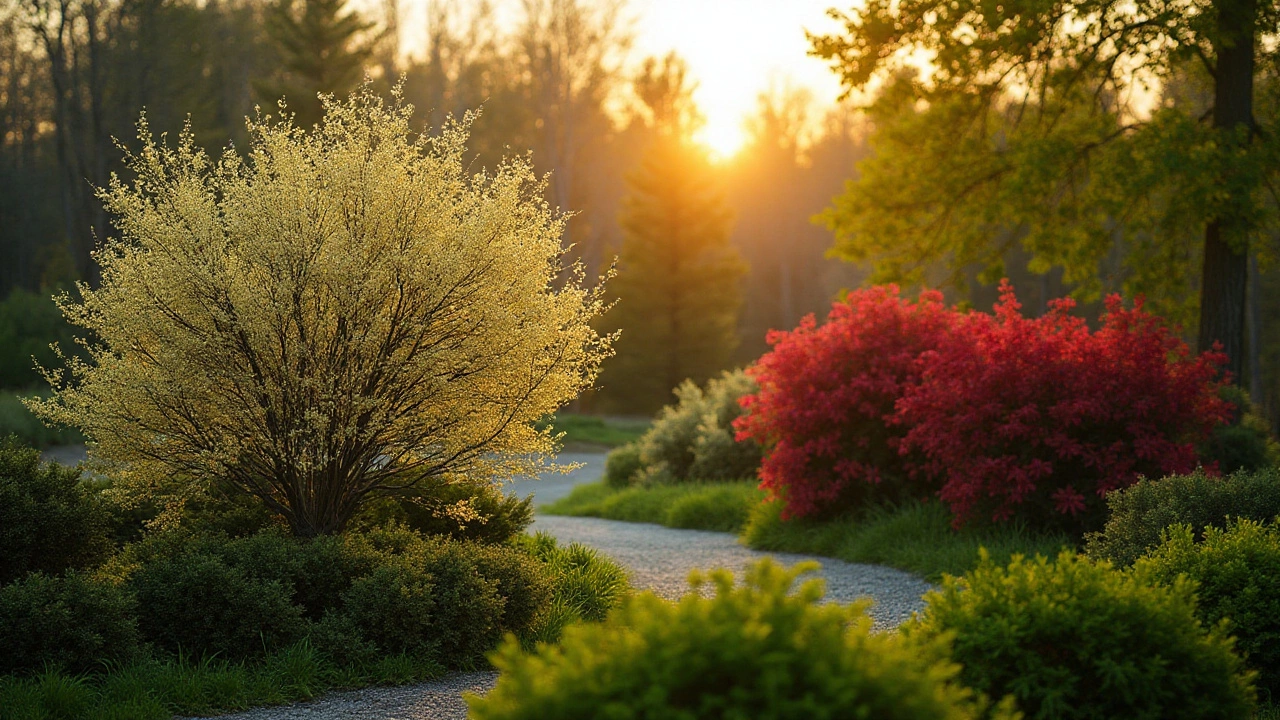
[741,499,1073,583]
[538,413,649,449]
[0,388,82,448]
[543,480,765,533]
[0,641,444,720]
[543,481,1070,582]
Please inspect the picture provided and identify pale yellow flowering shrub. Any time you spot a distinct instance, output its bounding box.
[29,89,611,537]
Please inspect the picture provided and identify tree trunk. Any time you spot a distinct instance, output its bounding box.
[1197,0,1256,382]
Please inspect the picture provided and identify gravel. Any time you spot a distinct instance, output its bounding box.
[176,452,934,719]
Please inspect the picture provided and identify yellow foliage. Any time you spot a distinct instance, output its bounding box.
[28,87,612,536]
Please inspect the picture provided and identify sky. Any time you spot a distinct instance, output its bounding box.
[630,0,848,158]
[395,0,853,159]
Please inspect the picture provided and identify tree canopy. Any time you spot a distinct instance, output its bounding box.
[29,89,611,537]
[811,0,1280,379]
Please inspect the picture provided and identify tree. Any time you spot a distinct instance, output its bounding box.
[29,89,612,537]
[811,0,1280,380]
[598,54,745,413]
[257,0,382,129]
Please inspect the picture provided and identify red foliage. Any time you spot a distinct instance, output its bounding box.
[894,282,1232,529]
[733,286,955,519]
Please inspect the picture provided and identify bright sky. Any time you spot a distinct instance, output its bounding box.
[631,0,848,158]
[395,0,852,160]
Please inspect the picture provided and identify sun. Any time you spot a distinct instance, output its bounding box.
[695,115,748,162]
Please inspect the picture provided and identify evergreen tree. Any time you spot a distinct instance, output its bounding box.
[257,0,381,128]
[598,54,746,414]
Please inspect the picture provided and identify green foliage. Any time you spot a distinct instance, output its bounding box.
[127,550,308,661]
[111,525,551,668]
[0,572,140,676]
[0,289,80,390]
[1139,520,1280,702]
[604,443,644,488]
[469,559,1009,720]
[1084,468,1280,567]
[513,532,630,646]
[635,369,760,483]
[741,498,1070,582]
[1202,386,1280,474]
[905,551,1256,719]
[543,480,764,534]
[0,438,111,585]
[354,477,534,545]
[0,642,444,720]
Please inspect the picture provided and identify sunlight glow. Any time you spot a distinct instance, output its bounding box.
[696,116,748,161]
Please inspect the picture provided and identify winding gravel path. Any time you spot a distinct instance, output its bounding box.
[175,452,933,720]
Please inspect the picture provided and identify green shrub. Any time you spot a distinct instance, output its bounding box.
[0,571,140,675]
[637,369,760,483]
[905,550,1256,719]
[1138,519,1280,702]
[127,551,307,660]
[1085,468,1280,567]
[469,559,1009,720]
[0,438,112,584]
[1201,385,1280,474]
[604,443,643,488]
[663,483,761,532]
[688,368,760,481]
[353,477,533,544]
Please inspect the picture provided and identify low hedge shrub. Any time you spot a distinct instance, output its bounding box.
[1084,468,1280,567]
[1201,385,1280,474]
[904,550,1256,719]
[352,476,534,545]
[1138,519,1280,701]
[0,438,112,584]
[0,571,140,676]
[604,443,643,488]
[637,369,759,484]
[469,559,1011,720]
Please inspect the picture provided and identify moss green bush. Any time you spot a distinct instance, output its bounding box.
[469,559,1011,720]
[127,551,307,660]
[604,443,643,488]
[0,438,111,584]
[1201,385,1280,474]
[0,571,140,675]
[637,369,759,484]
[1138,519,1280,702]
[1085,468,1280,567]
[904,550,1256,719]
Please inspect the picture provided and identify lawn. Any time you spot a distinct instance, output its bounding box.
[538,413,650,449]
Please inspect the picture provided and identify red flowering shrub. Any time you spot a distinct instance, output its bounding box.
[733,286,955,519]
[894,282,1232,532]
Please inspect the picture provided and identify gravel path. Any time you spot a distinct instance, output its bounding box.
[168,451,932,720]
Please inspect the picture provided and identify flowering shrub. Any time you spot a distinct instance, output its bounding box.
[734,286,955,519]
[895,282,1231,531]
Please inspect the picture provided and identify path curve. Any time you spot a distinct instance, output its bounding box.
[179,453,934,720]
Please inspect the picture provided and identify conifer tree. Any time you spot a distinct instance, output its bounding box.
[599,54,745,414]
[257,0,382,128]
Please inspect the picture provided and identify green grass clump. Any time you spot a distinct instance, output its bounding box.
[741,499,1071,582]
[0,641,444,720]
[469,559,1011,720]
[542,480,764,533]
[538,413,649,448]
